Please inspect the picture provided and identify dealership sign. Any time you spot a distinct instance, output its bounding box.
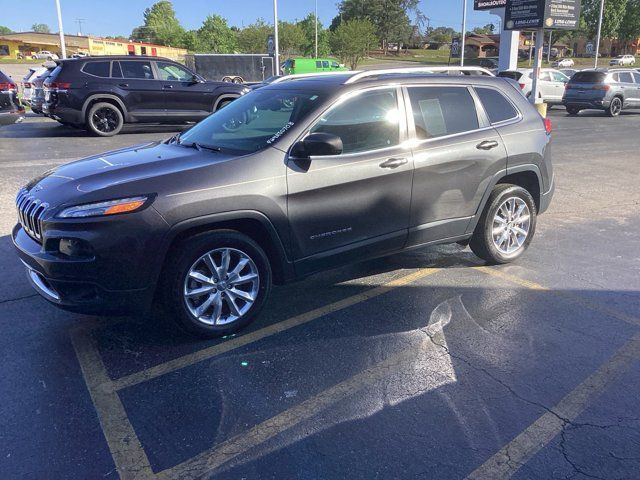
[505,0,581,30]
[474,0,507,10]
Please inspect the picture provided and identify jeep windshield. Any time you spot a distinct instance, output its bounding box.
[176,89,326,154]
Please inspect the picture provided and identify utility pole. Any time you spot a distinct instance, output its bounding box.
[594,0,605,68]
[75,18,86,36]
[273,0,280,74]
[314,0,318,58]
[547,30,552,64]
[55,0,67,59]
[460,0,467,66]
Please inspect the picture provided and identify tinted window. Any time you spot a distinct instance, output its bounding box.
[157,61,192,81]
[475,87,519,124]
[0,45,9,56]
[618,72,634,83]
[82,61,111,77]
[322,61,330,68]
[571,71,606,83]
[111,61,123,78]
[331,61,340,68]
[633,72,640,84]
[498,71,523,81]
[120,61,154,79]
[311,89,400,154]
[315,61,322,68]
[408,86,479,140]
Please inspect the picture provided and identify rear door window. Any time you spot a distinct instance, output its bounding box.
[322,61,329,68]
[633,72,640,84]
[310,88,400,154]
[618,72,634,83]
[475,87,519,124]
[407,86,479,140]
[120,61,154,79]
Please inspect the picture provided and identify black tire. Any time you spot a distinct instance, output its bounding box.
[607,97,623,117]
[566,105,581,115]
[161,230,272,338]
[469,184,537,265]
[86,102,123,136]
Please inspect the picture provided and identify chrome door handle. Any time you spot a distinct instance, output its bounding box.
[477,140,499,150]
[163,85,174,89]
[379,158,408,169]
[118,83,129,87]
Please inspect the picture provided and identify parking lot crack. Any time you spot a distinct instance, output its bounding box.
[559,427,607,480]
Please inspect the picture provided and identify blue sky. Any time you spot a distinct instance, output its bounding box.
[4,0,496,37]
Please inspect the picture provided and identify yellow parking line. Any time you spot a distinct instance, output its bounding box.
[157,327,447,479]
[70,325,155,480]
[474,266,640,328]
[466,333,640,480]
[112,267,442,392]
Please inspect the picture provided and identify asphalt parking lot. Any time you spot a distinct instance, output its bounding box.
[0,109,639,479]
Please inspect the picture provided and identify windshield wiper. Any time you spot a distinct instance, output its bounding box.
[179,141,221,153]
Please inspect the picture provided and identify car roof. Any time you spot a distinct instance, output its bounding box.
[57,55,175,63]
[261,72,515,96]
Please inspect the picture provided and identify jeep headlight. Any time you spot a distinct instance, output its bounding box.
[57,196,150,218]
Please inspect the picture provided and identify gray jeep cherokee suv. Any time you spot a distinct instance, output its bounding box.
[13,70,554,337]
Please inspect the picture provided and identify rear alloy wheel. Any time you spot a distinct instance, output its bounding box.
[87,102,123,136]
[566,105,581,116]
[470,184,537,264]
[607,97,623,117]
[162,230,272,338]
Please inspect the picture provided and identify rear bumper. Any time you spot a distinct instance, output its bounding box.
[42,103,84,124]
[562,98,609,109]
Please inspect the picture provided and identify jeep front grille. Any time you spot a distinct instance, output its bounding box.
[16,188,48,242]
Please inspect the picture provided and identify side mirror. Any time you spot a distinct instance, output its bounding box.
[292,132,343,158]
[191,74,204,84]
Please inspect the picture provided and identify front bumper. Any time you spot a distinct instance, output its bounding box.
[12,207,169,316]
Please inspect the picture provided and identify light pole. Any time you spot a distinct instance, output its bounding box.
[315,0,318,59]
[460,0,467,66]
[273,0,280,73]
[594,0,605,68]
[55,0,67,59]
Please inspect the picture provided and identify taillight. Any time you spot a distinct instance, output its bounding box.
[45,82,72,90]
[0,82,17,91]
[593,85,610,91]
[543,117,552,135]
[518,83,526,90]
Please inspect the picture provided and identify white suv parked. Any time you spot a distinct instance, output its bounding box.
[610,55,636,66]
[498,68,570,105]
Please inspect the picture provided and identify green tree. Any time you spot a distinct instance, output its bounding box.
[297,13,330,57]
[335,0,421,53]
[581,0,628,38]
[330,19,377,69]
[130,0,185,46]
[472,24,495,35]
[618,0,640,52]
[278,21,306,56]
[31,23,51,33]
[427,27,457,44]
[237,19,272,53]
[195,15,238,53]
[0,26,13,35]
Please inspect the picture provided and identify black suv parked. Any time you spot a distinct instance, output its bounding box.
[42,56,248,136]
[14,71,554,337]
[0,69,25,126]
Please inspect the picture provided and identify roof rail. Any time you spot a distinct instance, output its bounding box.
[344,66,494,84]
[270,71,361,84]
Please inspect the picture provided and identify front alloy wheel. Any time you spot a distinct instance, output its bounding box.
[162,230,272,338]
[184,248,260,326]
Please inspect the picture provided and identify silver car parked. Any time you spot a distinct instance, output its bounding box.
[562,69,640,117]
